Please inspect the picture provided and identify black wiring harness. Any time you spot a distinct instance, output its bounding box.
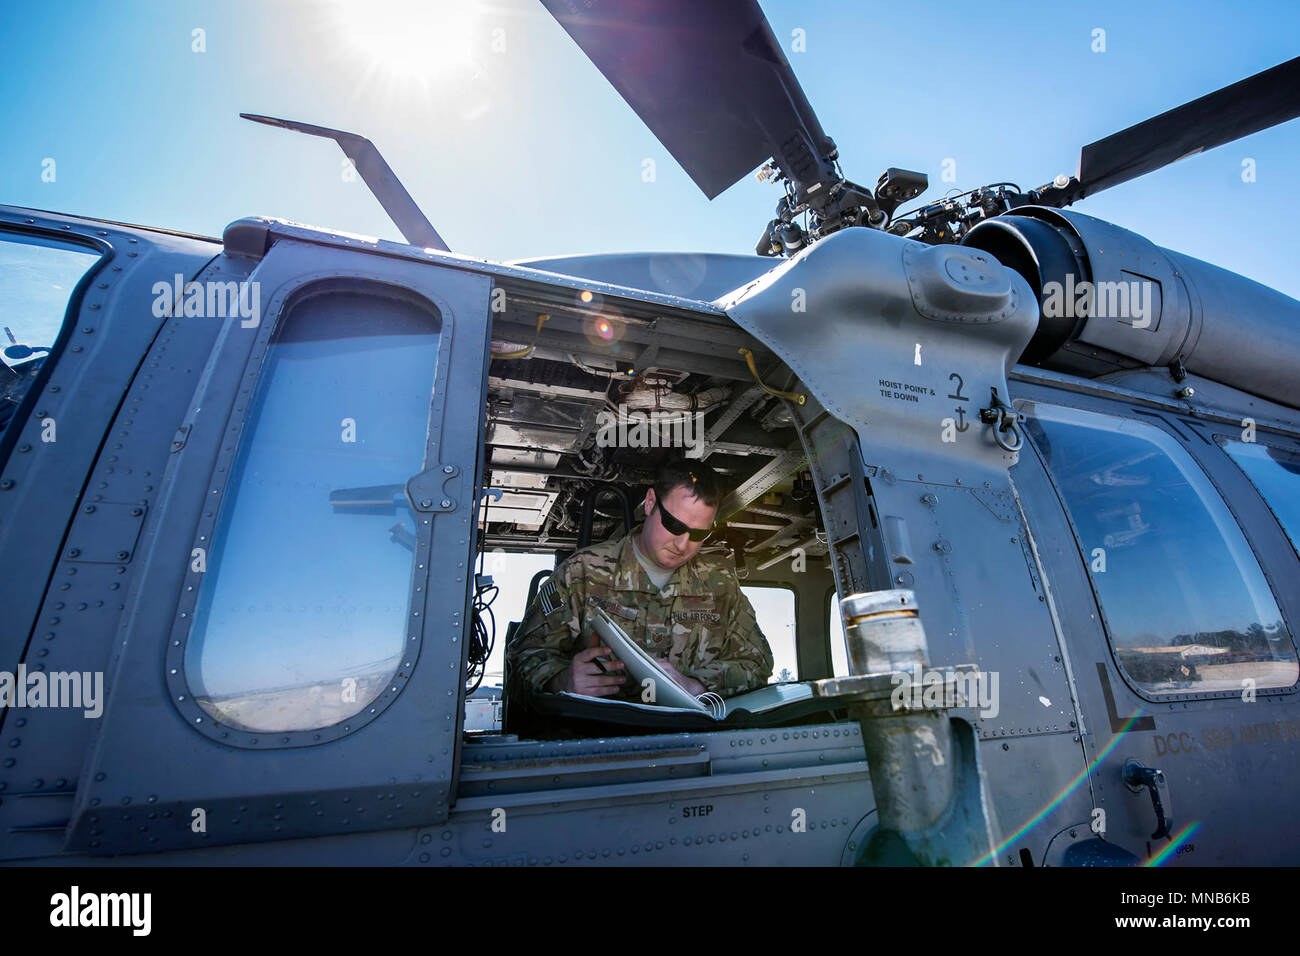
[465,573,497,695]
[465,489,500,695]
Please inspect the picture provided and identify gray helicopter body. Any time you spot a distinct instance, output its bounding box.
[3,0,1299,866]
[2,198,1298,866]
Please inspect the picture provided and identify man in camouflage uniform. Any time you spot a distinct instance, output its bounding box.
[507,460,773,705]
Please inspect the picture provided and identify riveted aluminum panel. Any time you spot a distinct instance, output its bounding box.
[0,210,220,862]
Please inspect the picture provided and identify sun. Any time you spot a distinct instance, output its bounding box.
[325,0,482,86]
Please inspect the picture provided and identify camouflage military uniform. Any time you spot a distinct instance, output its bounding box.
[507,529,773,703]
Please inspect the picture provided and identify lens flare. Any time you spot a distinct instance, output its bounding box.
[583,311,624,346]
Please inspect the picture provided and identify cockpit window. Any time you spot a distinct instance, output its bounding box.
[0,231,101,433]
[1026,403,1297,697]
[184,288,442,733]
[1219,438,1300,560]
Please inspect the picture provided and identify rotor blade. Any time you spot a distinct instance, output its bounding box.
[539,0,837,200]
[1071,56,1300,202]
[239,113,450,251]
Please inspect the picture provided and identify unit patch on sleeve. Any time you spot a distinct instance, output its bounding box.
[538,578,562,616]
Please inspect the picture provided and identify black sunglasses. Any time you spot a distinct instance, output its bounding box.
[655,499,714,543]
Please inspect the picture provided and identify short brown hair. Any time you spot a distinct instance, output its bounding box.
[653,458,722,510]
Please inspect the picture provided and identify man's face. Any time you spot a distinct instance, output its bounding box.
[639,484,718,571]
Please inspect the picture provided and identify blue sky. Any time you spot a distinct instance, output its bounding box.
[3,0,1298,298]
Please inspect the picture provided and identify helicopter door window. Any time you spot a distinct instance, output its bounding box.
[0,231,101,434]
[741,585,797,682]
[183,289,442,733]
[1025,403,1297,697]
[1218,438,1300,560]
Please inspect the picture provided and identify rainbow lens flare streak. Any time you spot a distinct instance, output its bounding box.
[973,709,1155,867]
[1143,822,1200,867]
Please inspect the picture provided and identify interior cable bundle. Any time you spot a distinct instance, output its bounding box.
[466,489,499,695]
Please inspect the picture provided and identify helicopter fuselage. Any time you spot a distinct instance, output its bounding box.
[1,204,1297,866]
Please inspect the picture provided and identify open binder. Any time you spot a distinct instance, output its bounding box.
[547,605,817,722]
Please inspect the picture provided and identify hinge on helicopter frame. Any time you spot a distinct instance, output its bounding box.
[406,463,464,513]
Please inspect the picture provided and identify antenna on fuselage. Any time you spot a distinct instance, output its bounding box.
[239,113,450,252]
